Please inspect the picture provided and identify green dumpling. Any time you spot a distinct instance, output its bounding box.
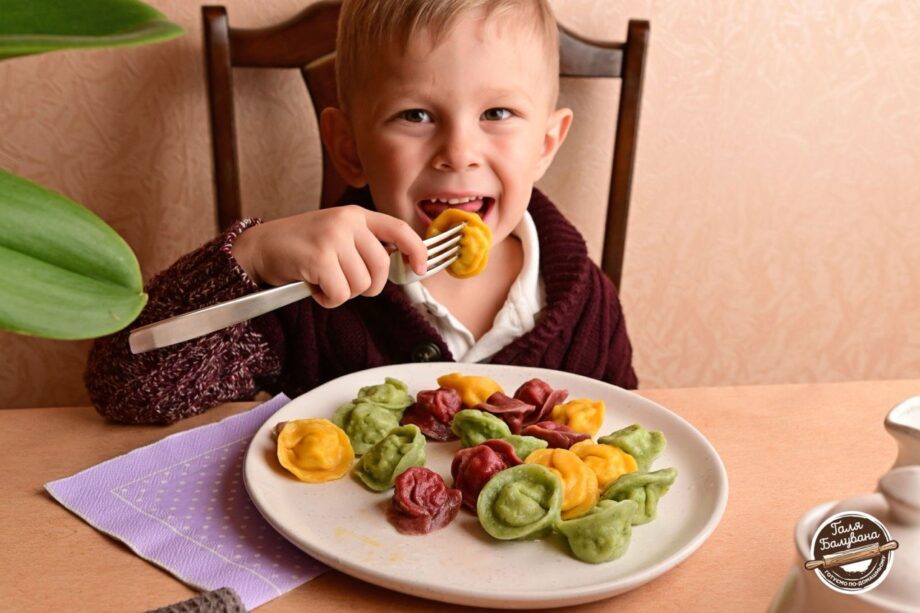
[503,434,548,461]
[332,400,400,455]
[598,424,666,471]
[601,467,678,525]
[451,409,512,448]
[477,464,563,540]
[354,424,426,491]
[556,499,639,563]
[356,377,413,412]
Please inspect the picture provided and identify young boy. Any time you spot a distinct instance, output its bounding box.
[85,0,637,424]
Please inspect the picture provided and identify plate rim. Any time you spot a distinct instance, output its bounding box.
[244,362,730,608]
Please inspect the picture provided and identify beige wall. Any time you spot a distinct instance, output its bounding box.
[0,0,917,408]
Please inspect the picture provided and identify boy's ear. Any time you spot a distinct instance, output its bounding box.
[533,107,574,181]
[319,107,367,187]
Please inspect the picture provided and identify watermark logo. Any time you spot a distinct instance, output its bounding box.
[806,511,898,594]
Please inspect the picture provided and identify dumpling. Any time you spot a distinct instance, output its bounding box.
[521,420,591,449]
[601,467,678,525]
[598,424,666,471]
[451,439,522,511]
[512,378,569,427]
[388,467,462,535]
[524,448,599,520]
[355,377,413,413]
[556,499,639,563]
[437,372,503,407]
[451,409,512,448]
[354,424,426,491]
[426,208,492,278]
[474,392,537,433]
[276,418,354,483]
[400,387,463,441]
[333,400,400,455]
[476,464,563,540]
[550,399,605,436]
[569,439,638,490]
[502,434,548,461]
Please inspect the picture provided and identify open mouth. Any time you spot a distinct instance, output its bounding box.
[416,196,495,225]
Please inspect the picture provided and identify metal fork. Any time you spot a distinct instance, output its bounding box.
[127,224,463,354]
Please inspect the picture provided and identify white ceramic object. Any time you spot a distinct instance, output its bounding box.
[887,396,920,469]
[244,363,729,609]
[771,396,920,613]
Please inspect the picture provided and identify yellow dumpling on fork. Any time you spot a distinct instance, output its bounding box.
[425,208,492,278]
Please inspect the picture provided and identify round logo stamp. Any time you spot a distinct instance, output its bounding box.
[806,511,898,594]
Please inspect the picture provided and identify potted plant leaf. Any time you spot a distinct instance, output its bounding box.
[0,0,183,339]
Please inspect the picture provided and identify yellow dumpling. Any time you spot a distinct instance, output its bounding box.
[426,208,492,278]
[551,399,605,436]
[437,372,504,407]
[569,439,638,490]
[276,418,354,483]
[525,448,599,520]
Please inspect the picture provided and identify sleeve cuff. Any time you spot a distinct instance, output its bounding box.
[219,217,263,292]
[137,218,264,326]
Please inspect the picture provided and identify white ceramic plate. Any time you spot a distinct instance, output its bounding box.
[244,363,729,608]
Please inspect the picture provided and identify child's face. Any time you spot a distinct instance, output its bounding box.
[325,11,572,245]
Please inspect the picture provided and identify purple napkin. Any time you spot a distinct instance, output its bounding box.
[45,394,327,610]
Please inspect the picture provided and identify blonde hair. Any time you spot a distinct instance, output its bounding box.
[335,0,559,111]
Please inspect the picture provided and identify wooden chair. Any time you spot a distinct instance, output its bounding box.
[202,2,648,288]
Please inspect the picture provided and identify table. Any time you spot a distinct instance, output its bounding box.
[1,380,916,612]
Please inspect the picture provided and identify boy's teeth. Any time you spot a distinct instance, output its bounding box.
[430,196,480,204]
[421,196,491,219]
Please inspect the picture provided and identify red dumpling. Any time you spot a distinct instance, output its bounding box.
[474,392,535,434]
[401,387,463,441]
[450,439,522,511]
[513,378,569,427]
[387,467,462,535]
[521,420,591,448]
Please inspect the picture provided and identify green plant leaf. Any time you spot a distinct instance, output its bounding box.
[0,169,147,339]
[0,0,183,60]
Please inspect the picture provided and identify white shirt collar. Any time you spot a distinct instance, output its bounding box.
[401,211,546,362]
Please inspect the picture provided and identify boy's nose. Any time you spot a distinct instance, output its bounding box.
[432,124,482,171]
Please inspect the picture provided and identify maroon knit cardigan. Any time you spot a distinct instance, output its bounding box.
[85,188,637,424]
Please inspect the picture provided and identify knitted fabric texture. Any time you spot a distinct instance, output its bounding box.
[146,587,247,613]
[85,188,637,424]
[85,219,281,424]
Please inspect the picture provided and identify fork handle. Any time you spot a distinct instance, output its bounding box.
[128,281,312,354]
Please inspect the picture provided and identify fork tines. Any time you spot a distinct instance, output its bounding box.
[423,223,465,273]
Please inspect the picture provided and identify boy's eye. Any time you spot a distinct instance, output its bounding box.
[481,108,512,121]
[400,109,431,123]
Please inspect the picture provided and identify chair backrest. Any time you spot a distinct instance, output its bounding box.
[202,2,648,288]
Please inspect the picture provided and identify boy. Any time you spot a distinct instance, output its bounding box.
[86,0,637,424]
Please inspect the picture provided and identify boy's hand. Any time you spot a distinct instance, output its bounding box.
[232,206,428,308]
